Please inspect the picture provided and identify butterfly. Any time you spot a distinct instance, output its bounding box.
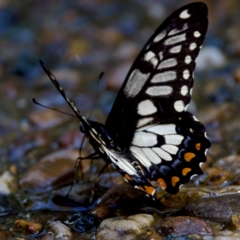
[40,2,211,199]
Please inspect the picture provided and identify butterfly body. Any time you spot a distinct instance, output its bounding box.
[40,2,211,199]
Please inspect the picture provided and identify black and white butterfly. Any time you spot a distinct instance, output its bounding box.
[40,2,210,199]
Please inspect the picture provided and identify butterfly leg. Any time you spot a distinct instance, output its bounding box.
[89,162,109,204]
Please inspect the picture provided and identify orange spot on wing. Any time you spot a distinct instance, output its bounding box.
[157,178,167,189]
[139,186,144,191]
[124,174,132,181]
[182,168,191,176]
[195,143,201,150]
[171,176,180,187]
[144,185,155,196]
[184,152,196,162]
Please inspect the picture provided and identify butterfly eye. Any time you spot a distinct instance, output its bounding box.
[80,124,85,133]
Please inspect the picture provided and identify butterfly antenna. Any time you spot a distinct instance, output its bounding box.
[39,60,89,126]
[32,98,78,118]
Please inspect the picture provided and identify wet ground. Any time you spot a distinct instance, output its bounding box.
[1,0,240,239]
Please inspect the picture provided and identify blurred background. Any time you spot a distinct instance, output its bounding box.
[0,0,240,181]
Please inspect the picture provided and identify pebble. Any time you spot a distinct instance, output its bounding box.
[47,221,72,240]
[186,193,240,223]
[233,67,240,83]
[159,216,212,236]
[13,219,43,234]
[0,171,17,195]
[19,149,80,190]
[96,214,154,240]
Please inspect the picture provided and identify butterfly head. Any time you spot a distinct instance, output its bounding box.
[80,121,119,151]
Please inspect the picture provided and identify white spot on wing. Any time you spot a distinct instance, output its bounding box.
[147,124,176,135]
[143,51,158,68]
[158,58,177,69]
[170,45,182,53]
[153,31,166,42]
[189,42,197,50]
[168,23,188,36]
[137,117,153,128]
[164,33,186,45]
[183,69,190,79]
[151,71,176,83]
[159,51,163,60]
[130,147,151,168]
[164,134,184,145]
[138,100,157,116]
[144,51,155,61]
[204,149,208,156]
[124,70,149,98]
[180,85,188,96]
[132,131,157,147]
[185,55,192,64]
[194,31,201,38]
[142,148,162,164]
[179,9,190,19]
[161,144,178,155]
[193,115,199,122]
[146,85,172,96]
[153,147,172,161]
[174,100,185,112]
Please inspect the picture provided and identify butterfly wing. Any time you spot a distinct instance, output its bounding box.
[105,2,210,195]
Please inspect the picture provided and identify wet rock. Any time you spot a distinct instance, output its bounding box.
[66,213,98,233]
[185,193,240,223]
[229,214,240,231]
[155,187,211,211]
[204,167,230,187]
[0,231,10,240]
[41,233,54,240]
[96,214,154,240]
[210,230,240,239]
[19,149,79,190]
[95,184,153,216]
[47,221,72,240]
[13,219,43,234]
[52,183,95,211]
[158,216,212,236]
[214,154,240,174]
[0,171,17,195]
[212,155,240,186]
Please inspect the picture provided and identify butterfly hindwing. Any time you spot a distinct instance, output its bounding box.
[130,112,210,194]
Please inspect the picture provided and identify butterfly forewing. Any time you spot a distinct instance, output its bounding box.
[106,2,208,146]
[105,2,210,196]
